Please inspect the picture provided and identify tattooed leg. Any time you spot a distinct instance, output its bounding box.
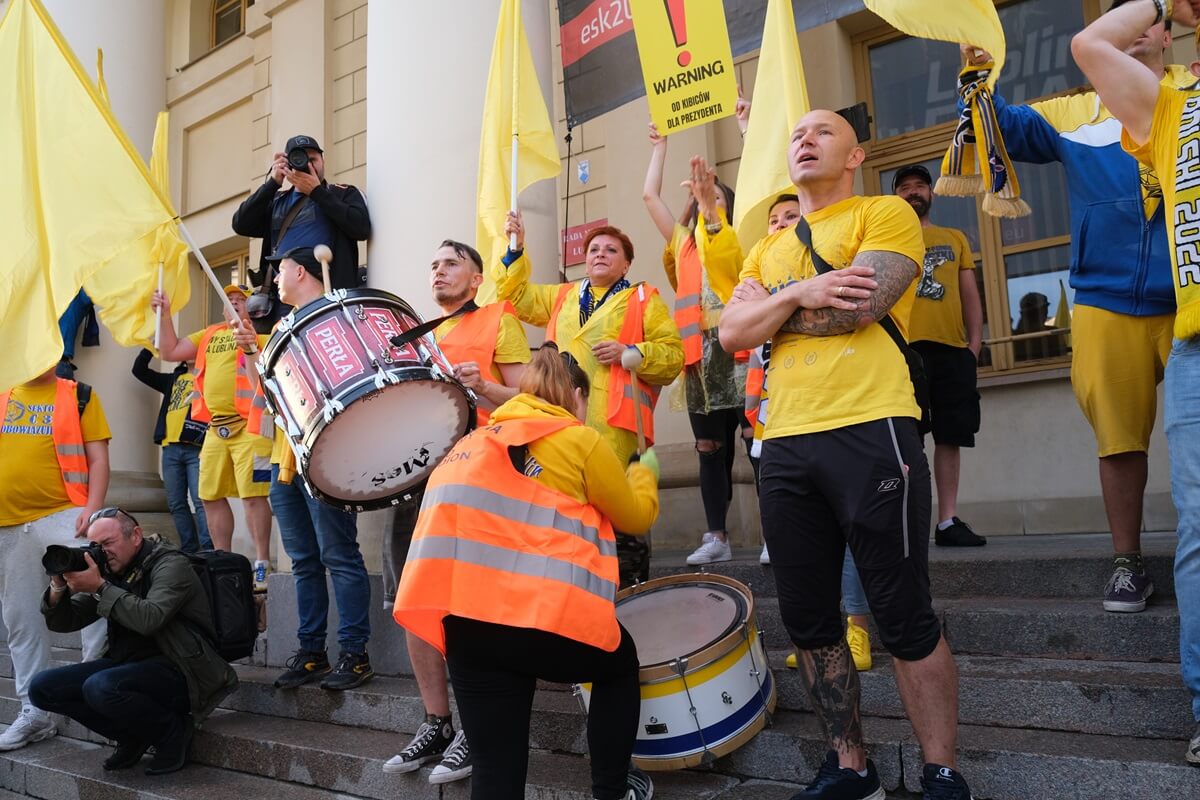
[794,638,866,770]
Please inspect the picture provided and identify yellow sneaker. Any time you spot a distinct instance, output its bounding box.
[846,618,872,671]
[785,652,797,669]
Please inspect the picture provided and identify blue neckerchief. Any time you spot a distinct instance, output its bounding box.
[578,277,631,327]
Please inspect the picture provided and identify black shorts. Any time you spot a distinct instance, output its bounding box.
[912,341,980,448]
[758,418,940,661]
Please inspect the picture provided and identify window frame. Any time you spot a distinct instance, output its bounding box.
[853,0,1102,376]
[197,251,250,326]
[210,0,250,50]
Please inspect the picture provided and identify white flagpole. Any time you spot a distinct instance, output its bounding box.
[176,220,256,353]
[508,0,521,251]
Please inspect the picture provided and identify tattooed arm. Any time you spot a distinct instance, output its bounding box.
[779,250,917,336]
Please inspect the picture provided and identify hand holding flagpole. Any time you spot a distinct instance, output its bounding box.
[175,220,256,354]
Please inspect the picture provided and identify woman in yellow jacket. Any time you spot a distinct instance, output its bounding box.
[393,347,659,800]
[642,122,747,567]
[495,215,682,585]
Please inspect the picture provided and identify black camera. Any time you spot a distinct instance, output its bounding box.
[287,147,312,174]
[42,543,108,577]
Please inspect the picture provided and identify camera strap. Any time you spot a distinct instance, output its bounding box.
[272,193,309,256]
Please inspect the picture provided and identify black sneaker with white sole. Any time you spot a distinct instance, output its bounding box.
[921,763,974,800]
[428,729,471,784]
[382,717,454,774]
[1102,565,1153,612]
[621,767,654,800]
[791,750,884,799]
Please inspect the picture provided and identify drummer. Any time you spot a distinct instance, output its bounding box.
[382,239,530,785]
[233,246,375,692]
[393,345,658,800]
[494,213,683,586]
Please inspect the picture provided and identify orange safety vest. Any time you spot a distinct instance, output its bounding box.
[745,348,766,427]
[392,417,621,656]
[673,236,704,366]
[545,283,575,344]
[437,301,514,427]
[607,284,661,444]
[191,323,257,426]
[0,379,90,505]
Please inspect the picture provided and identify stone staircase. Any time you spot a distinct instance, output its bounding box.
[0,532,1196,799]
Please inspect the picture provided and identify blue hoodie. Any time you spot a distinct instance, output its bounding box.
[985,66,1198,317]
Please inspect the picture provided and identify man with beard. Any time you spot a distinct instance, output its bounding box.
[892,165,985,548]
[382,239,530,786]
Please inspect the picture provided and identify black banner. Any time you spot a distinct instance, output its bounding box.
[558,0,866,127]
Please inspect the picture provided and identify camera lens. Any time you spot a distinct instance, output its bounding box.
[287,148,309,172]
[42,545,78,576]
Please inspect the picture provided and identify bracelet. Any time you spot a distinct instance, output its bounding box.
[49,582,67,594]
[1150,0,1169,25]
[704,221,723,235]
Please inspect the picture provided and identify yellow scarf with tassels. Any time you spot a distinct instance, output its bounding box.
[938,61,1031,218]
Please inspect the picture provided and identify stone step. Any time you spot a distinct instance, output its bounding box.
[649,530,1180,600]
[5,692,1196,800]
[0,727,372,800]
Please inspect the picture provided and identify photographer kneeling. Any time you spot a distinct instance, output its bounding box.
[29,508,237,775]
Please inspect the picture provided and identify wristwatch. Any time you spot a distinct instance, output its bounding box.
[91,581,110,601]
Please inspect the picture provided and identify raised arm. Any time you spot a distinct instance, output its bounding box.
[148,291,199,366]
[642,124,677,242]
[494,211,565,328]
[1071,0,1194,145]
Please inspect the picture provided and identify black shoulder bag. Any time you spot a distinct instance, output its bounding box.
[795,218,932,435]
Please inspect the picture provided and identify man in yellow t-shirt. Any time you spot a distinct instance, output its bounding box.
[893,165,986,549]
[0,366,111,750]
[1072,0,1200,767]
[720,109,973,799]
[152,285,274,590]
[383,238,529,784]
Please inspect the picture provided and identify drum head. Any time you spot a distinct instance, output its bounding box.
[617,580,747,667]
[305,376,472,508]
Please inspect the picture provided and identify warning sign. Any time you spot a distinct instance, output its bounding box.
[628,0,737,134]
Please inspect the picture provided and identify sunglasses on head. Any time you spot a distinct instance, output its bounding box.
[87,507,140,528]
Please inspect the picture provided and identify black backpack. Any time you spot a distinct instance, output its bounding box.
[184,550,257,662]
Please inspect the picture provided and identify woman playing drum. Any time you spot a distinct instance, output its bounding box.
[393,347,659,800]
[494,215,683,586]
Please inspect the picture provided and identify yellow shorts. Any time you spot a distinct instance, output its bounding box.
[198,420,274,501]
[1070,304,1173,457]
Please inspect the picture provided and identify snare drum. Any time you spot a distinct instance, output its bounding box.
[579,573,775,771]
[258,288,475,511]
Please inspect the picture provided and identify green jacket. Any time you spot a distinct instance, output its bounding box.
[41,542,238,725]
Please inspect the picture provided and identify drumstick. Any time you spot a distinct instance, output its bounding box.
[314,244,333,294]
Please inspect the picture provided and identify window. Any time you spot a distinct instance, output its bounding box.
[199,253,249,326]
[858,0,1088,374]
[211,0,254,49]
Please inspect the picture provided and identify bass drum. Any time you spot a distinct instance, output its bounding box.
[579,573,775,770]
[258,288,475,511]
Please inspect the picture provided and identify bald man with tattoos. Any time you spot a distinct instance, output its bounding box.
[720,109,973,800]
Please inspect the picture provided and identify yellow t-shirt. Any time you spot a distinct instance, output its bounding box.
[435,309,531,383]
[740,195,924,439]
[188,326,270,421]
[162,370,197,446]
[0,383,112,526]
[908,225,975,348]
[1122,81,1200,340]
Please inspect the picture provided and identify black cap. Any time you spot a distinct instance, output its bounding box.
[892,164,933,193]
[285,135,323,153]
[267,246,322,279]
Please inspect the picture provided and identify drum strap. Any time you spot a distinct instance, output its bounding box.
[389,300,478,349]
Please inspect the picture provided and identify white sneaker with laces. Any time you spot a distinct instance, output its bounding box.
[759,543,770,565]
[428,729,471,784]
[0,706,56,751]
[686,534,732,565]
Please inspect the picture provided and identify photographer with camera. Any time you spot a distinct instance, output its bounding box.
[232,134,371,328]
[30,508,238,776]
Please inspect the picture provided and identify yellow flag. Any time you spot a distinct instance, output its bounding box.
[863,0,1005,88]
[476,0,560,304]
[732,0,810,252]
[0,0,181,391]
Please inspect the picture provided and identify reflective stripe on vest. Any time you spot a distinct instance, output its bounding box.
[392,416,621,657]
[192,324,257,426]
[437,302,513,427]
[545,284,575,344]
[673,236,703,366]
[0,379,90,505]
[607,284,660,444]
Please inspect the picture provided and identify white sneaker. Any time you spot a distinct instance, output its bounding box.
[0,707,56,751]
[686,534,731,565]
[759,543,770,565]
[428,729,471,784]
